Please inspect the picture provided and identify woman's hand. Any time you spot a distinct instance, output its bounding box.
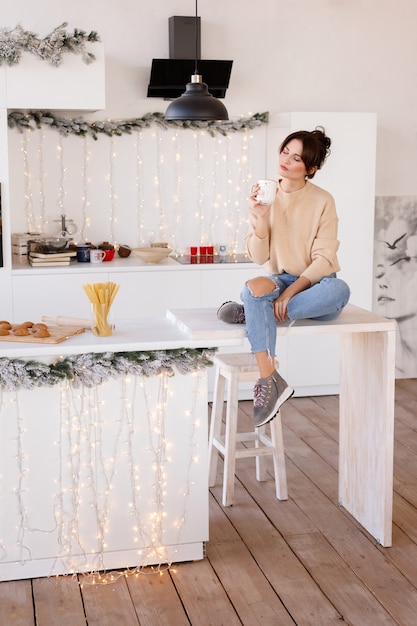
[249,184,272,218]
[273,276,312,322]
[273,294,291,322]
[249,183,272,228]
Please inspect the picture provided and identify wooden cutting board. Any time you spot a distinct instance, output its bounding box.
[0,325,85,344]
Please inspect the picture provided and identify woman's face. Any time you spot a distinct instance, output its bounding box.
[278,139,308,182]
[374,222,417,320]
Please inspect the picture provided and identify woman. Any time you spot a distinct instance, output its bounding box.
[217,127,350,428]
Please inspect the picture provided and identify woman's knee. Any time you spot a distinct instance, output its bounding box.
[246,276,276,297]
[331,278,350,305]
[318,277,351,311]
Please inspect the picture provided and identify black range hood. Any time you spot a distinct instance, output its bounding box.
[147,58,233,99]
[147,16,233,100]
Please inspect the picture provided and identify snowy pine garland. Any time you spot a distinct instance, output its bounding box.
[0,348,215,392]
[8,110,269,138]
[0,23,100,67]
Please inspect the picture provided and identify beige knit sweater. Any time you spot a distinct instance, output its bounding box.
[245,180,341,285]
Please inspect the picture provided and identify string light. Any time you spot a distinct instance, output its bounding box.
[107,135,117,244]
[21,130,35,233]
[0,367,206,583]
[80,135,92,242]
[135,132,145,247]
[233,131,252,253]
[171,132,181,253]
[57,135,67,222]
[37,129,47,232]
[16,123,265,251]
[155,127,167,243]
[195,132,204,245]
[14,391,32,564]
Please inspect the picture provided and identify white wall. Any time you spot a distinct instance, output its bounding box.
[0,0,414,198]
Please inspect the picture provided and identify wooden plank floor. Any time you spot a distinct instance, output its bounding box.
[1,379,417,625]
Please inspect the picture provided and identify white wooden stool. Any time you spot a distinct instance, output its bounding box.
[208,352,288,506]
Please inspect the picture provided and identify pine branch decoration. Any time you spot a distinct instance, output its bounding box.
[0,22,100,67]
[8,110,269,139]
[0,348,216,392]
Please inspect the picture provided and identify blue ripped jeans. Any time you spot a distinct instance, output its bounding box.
[240,272,350,357]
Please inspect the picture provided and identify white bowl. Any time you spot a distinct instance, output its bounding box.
[133,247,172,264]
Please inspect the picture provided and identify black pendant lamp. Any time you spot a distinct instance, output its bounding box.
[165,1,229,121]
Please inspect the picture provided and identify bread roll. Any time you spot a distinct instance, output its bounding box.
[33,329,51,338]
[13,327,30,336]
[32,323,48,332]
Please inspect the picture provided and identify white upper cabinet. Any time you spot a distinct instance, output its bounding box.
[3,42,105,110]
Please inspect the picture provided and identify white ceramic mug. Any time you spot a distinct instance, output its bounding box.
[90,249,106,264]
[256,179,277,205]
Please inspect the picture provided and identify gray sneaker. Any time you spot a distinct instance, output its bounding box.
[217,301,246,324]
[253,370,294,427]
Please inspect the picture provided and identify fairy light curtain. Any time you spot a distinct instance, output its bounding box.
[9,119,268,254]
[0,365,208,580]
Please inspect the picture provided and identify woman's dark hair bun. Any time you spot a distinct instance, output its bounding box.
[312,126,331,157]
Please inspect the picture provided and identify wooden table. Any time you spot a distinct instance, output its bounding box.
[168,304,396,547]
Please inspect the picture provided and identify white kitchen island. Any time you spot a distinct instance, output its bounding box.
[0,315,240,582]
[0,303,396,583]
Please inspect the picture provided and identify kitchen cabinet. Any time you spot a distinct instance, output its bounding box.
[3,43,105,110]
[199,265,259,307]
[11,270,105,321]
[0,318,217,580]
[10,258,261,322]
[108,267,202,320]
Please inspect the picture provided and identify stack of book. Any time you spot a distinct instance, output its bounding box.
[29,250,77,267]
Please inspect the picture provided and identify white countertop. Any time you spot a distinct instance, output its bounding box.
[11,254,255,275]
[167,304,395,338]
[0,312,244,358]
[0,304,394,359]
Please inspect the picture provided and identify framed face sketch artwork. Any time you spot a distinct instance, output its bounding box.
[373,196,417,378]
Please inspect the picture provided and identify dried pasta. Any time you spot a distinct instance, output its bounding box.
[83,282,120,336]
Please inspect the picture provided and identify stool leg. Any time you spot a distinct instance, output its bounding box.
[222,371,239,506]
[208,367,226,487]
[255,425,268,481]
[270,412,288,500]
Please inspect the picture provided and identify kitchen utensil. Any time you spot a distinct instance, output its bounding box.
[42,315,93,328]
[29,237,72,254]
[133,247,172,263]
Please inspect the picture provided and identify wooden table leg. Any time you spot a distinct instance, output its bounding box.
[339,329,396,546]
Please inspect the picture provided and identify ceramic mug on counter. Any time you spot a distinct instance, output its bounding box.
[76,245,90,263]
[99,242,115,261]
[90,249,106,264]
